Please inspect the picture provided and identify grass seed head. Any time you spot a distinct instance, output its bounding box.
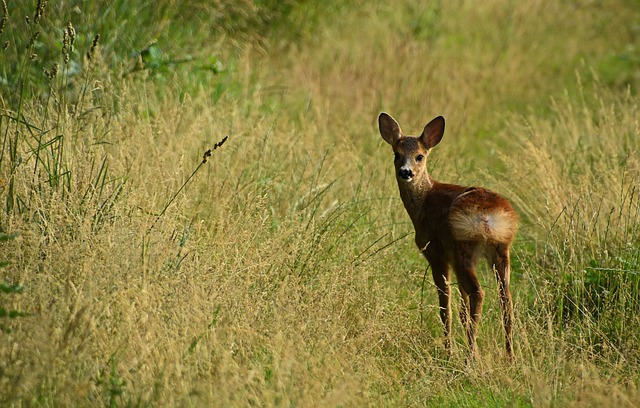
[86,33,100,60]
[62,22,76,64]
[66,21,76,47]
[25,30,39,49]
[44,62,58,80]
[62,29,70,63]
[34,0,48,25]
[213,135,229,150]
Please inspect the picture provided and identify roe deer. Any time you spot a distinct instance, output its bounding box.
[378,112,518,358]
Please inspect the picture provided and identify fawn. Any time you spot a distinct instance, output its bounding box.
[378,112,518,358]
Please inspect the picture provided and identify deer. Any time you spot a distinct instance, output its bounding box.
[378,112,518,359]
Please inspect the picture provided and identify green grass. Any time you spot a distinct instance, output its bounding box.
[1,0,640,406]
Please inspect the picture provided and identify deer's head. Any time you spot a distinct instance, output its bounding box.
[378,113,445,184]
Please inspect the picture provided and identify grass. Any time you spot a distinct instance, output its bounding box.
[1,0,640,406]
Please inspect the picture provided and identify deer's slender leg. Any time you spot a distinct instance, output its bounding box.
[454,242,484,357]
[425,247,451,353]
[492,244,514,358]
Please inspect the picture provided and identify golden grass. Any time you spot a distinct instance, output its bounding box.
[1,0,640,406]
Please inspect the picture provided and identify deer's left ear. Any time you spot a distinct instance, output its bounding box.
[420,116,445,149]
[379,112,403,145]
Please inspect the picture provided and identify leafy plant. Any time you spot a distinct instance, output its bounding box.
[95,355,127,408]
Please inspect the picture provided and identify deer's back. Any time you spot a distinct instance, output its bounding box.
[413,182,517,255]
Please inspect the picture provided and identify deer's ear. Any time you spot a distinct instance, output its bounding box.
[420,116,445,149]
[378,113,403,145]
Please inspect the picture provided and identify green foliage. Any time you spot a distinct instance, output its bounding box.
[95,356,128,408]
[594,44,640,92]
[1,2,127,222]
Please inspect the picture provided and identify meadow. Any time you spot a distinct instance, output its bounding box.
[1,0,640,406]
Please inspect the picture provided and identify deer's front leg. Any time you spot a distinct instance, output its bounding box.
[425,249,451,353]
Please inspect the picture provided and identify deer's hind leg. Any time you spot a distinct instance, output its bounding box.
[490,243,514,358]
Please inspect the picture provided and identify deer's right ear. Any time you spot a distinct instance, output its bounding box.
[378,112,403,145]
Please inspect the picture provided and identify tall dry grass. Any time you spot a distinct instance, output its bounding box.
[1,0,640,406]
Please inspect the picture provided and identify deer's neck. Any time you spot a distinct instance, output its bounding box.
[397,174,433,224]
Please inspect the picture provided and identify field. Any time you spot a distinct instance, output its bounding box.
[1,0,640,406]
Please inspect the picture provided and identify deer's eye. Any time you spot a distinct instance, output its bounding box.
[394,152,400,161]
[416,154,424,162]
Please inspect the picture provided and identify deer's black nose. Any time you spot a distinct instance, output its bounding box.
[399,168,413,180]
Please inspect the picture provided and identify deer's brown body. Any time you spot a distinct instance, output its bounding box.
[379,113,517,358]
